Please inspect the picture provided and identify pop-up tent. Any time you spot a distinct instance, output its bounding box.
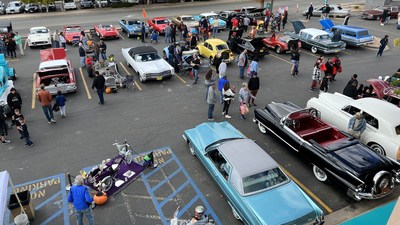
[0,170,10,225]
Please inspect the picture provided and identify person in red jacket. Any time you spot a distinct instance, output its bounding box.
[37,85,56,124]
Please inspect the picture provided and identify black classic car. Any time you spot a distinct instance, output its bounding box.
[228,37,269,59]
[284,20,346,54]
[253,101,400,201]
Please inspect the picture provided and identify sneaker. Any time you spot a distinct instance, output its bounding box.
[20,136,24,139]
[28,143,34,147]
[222,112,225,115]
[51,119,56,123]
[48,121,52,124]
[208,118,215,121]
[310,88,315,92]
[253,103,257,106]
[241,116,245,120]
[2,140,10,144]
[61,115,66,118]
[192,82,197,85]
[225,115,231,119]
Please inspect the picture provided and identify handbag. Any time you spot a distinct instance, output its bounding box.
[52,102,60,112]
[240,103,249,115]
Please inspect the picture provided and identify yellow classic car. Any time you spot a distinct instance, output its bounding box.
[196,38,234,64]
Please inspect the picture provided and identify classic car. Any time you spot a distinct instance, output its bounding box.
[94,24,119,39]
[398,12,400,29]
[218,10,244,25]
[171,15,198,28]
[227,37,269,58]
[36,48,77,95]
[254,101,400,201]
[0,54,16,80]
[234,7,266,25]
[147,17,170,35]
[24,3,41,13]
[0,61,14,110]
[194,12,226,30]
[366,79,400,107]
[121,46,174,83]
[5,1,24,14]
[27,27,52,48]
[307,92,400,161]
[196,38,234,64]
[361,5,399,20]
[302,4,351,18]
[285,20,346,54]
[95,0,109,8]
[41,3,57,12]
[63,0,77,10]
[319,18,374,47]
[263,34,290,54]
[182,121,325,224]
[63,25,83,43]
[118,19,148,38]
[80,0,94,8]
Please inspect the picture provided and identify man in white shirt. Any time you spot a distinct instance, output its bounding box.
[218,60,227,79]
[243,16,251,32]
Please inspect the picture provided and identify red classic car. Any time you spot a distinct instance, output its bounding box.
[94,24,120,40]
[361,5,399,20]
[262,34,289,54]
[367,79,400,107]
[147,17,170,34]
[63,25,83,44]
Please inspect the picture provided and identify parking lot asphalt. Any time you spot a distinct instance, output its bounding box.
[1,0,400,224]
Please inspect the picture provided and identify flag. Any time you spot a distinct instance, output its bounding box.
[142,8,147,19]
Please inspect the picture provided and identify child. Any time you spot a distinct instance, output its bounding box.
[55,90,67,118]
[12,108,23,139]
[18,116,33,147]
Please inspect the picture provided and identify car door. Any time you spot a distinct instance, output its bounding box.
[203,42,213,58]
[203,149,233,195]
[359,111,378,143]
[281,116,303,152]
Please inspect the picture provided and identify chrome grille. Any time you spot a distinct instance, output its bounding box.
[282,211,315,225]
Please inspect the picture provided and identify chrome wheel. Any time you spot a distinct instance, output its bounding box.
[100,177,113,192]
[369,143,386,156]
[258,122,267,134]
[311,46,318,54]
[313,165,328,182]
[188,142,196,156]
[275,46,281,54]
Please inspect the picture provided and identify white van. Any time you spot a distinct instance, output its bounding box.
[6,1,24,14]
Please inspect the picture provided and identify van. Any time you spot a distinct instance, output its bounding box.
[6,1,24,14]
[319,18,374,47]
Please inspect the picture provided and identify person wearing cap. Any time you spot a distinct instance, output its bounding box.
[187,205,209,224]
[377,35,389,57]
[7,87,22,112]
[348,112,367,139]
[206,81,217,121]
[67,175,95,225]
[37,85,56,124]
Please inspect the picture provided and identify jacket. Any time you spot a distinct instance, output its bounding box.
[79,46,86,57]
[238,52,247,67]
[207,87,217,105]
[218,78,228,91]
[222,88,235,101]
[37,89,52,106]
[56,94,66,107]
[92,75,105,90]
[67,185,93,210]
[348,116,367,133]
[248,77,259,90]
[7,92,22,109]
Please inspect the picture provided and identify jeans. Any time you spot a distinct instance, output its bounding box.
[291,60,299,75]
[193,69,199,84]
[97,88,105,104]
[24,135,33,146]
[59,105,66,116]
[62,43,66,49]
[208,104,215,119]
[165,35,171,43]
[18,44,24,56]
[377,46,385,56]
[54,40,60,48]
[42,105,54,122]
[205,84,211,100]
[223,100,231,115]
[75,207,94,225]
[213,27,218,37]
[80,56,85,67]
[239,66,245,79]
[219,90,223,104]
[101,52,107,61]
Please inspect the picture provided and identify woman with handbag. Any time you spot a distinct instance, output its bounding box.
[239,82,255,120]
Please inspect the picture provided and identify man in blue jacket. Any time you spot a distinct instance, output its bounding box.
[68,175,94,225]
[348,112,366,139]
[218,76,228,104]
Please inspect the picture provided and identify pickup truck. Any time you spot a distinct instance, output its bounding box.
[285,20,346,54]
[36,48,77,95]
[234,6,265,24]
[118,19,148,38]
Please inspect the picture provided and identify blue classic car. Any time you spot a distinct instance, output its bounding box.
[182,122,325,225]
[118,19,149,38]
[194,12,226,30]
[319,18,374,47]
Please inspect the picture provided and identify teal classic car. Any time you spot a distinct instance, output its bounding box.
[182,122,325,225]
[0,54,15,80]
[0,62,14,110]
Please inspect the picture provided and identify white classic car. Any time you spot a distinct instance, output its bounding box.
[28,27,51,48]
[307,92,400,161]
[121,46,174,83]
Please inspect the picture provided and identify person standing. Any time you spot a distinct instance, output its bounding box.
[343,81,358,99]
[381,8,389,26]
[276,13,282,32]
[218,60,227,79]
[37,85,56,124]
[282,10,288,30]
[7,37,16,58]
[218,76,228,104]
[13,32,23,56]
[243,16,251,32]
[92,71,105,105]
[249,57,259,78]
[306,3,313,20]
[248,73,259,106]
[53,30,60,48]
[319,74,331,93]
[238,82,254,120]
[331,28,342,42]
[347,74,358,86]
[99,40,107,63]
[0,109,10,144]
[212,19,219,38]
[56,90,67,118]
[222,82,235,119]
[348,112,367,139]
[164,24,172,43]
[78,43,86,68]
[310,55,324,91]
[213,51,223,76]
[141,23,146,43]
[59,32,67,50]
[18,116,34,147]
[171,24,177,43]
[331,55,342,81]
[191,54,201,85]
[68,175,95,225]
[207,82,217,120]
[290,48,300,76]
[238,49,248,79]
[377,35,389,57]
[204,69,215,100]
[7,88,22,112]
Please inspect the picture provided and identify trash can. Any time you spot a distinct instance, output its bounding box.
[7,190,35,222]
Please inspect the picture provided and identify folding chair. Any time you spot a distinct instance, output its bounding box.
[125,75,135,92]
[72,36,80,47]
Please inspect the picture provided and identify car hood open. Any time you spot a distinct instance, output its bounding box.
[319,18,335,30]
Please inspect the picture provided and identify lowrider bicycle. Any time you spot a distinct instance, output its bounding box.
[27,26,52,48]
[254,101,400,201]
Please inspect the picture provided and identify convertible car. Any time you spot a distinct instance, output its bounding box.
[94,24,119,39]
[307,92,400,161]
[147,17,170,35]
[121,46,174,83]
[366,79,400,107]
[228,37,269,58]
[182,122,325,224]
[254,101,400,201]
[63,25,83,44]
[262,34,290,54]
[303,4,351,18]
[196,38,234,64]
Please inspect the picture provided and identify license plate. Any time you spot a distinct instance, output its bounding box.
[156,76,162,80]
[260,50,264,52]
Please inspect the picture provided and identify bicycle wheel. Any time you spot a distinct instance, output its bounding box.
[100,176,113,192]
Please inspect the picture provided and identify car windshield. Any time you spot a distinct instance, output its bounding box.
[136,53,160,62]
[182,17,195,22]
[396,125,400,135]
[100,25,112,29]
[206,16,218,20]
[317,34,330,40]
[156,20,169,24]
[242,167,288,194]
[30,29,48,34]
[66,28,81,33]
[130,20,142,25]
[216,44,228,50]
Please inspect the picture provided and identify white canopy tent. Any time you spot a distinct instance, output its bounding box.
[0,170,10,225]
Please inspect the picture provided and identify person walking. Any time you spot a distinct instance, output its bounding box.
[381,8,389,26]
[78,43,86,68]
[13,32,23,56]
[37,85,56,124]
[343,14,350,25]
[306,3,313,19]
[207,82,217,120]
[238,49,248,79]
[59,32,67,50]
[53,30,60,48]
[141,23,146,43]
[249,57,259,78]
[204,69,215,100]
[68,175,95,225]
[348,112,366,139]
[92,71,105,105]
[164,24,172,43]
[18,116,34,147]
[7,87,22,112]
[377,35,389,57]
[99,40,107,63]
[282,10,288,30]
[310,55,324,92]
[222,82,235,119]
[191,54,201,85]
[55,90,67,118]
[290,48,300,76]
[238,82,254,120]
[248,73,259,106]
